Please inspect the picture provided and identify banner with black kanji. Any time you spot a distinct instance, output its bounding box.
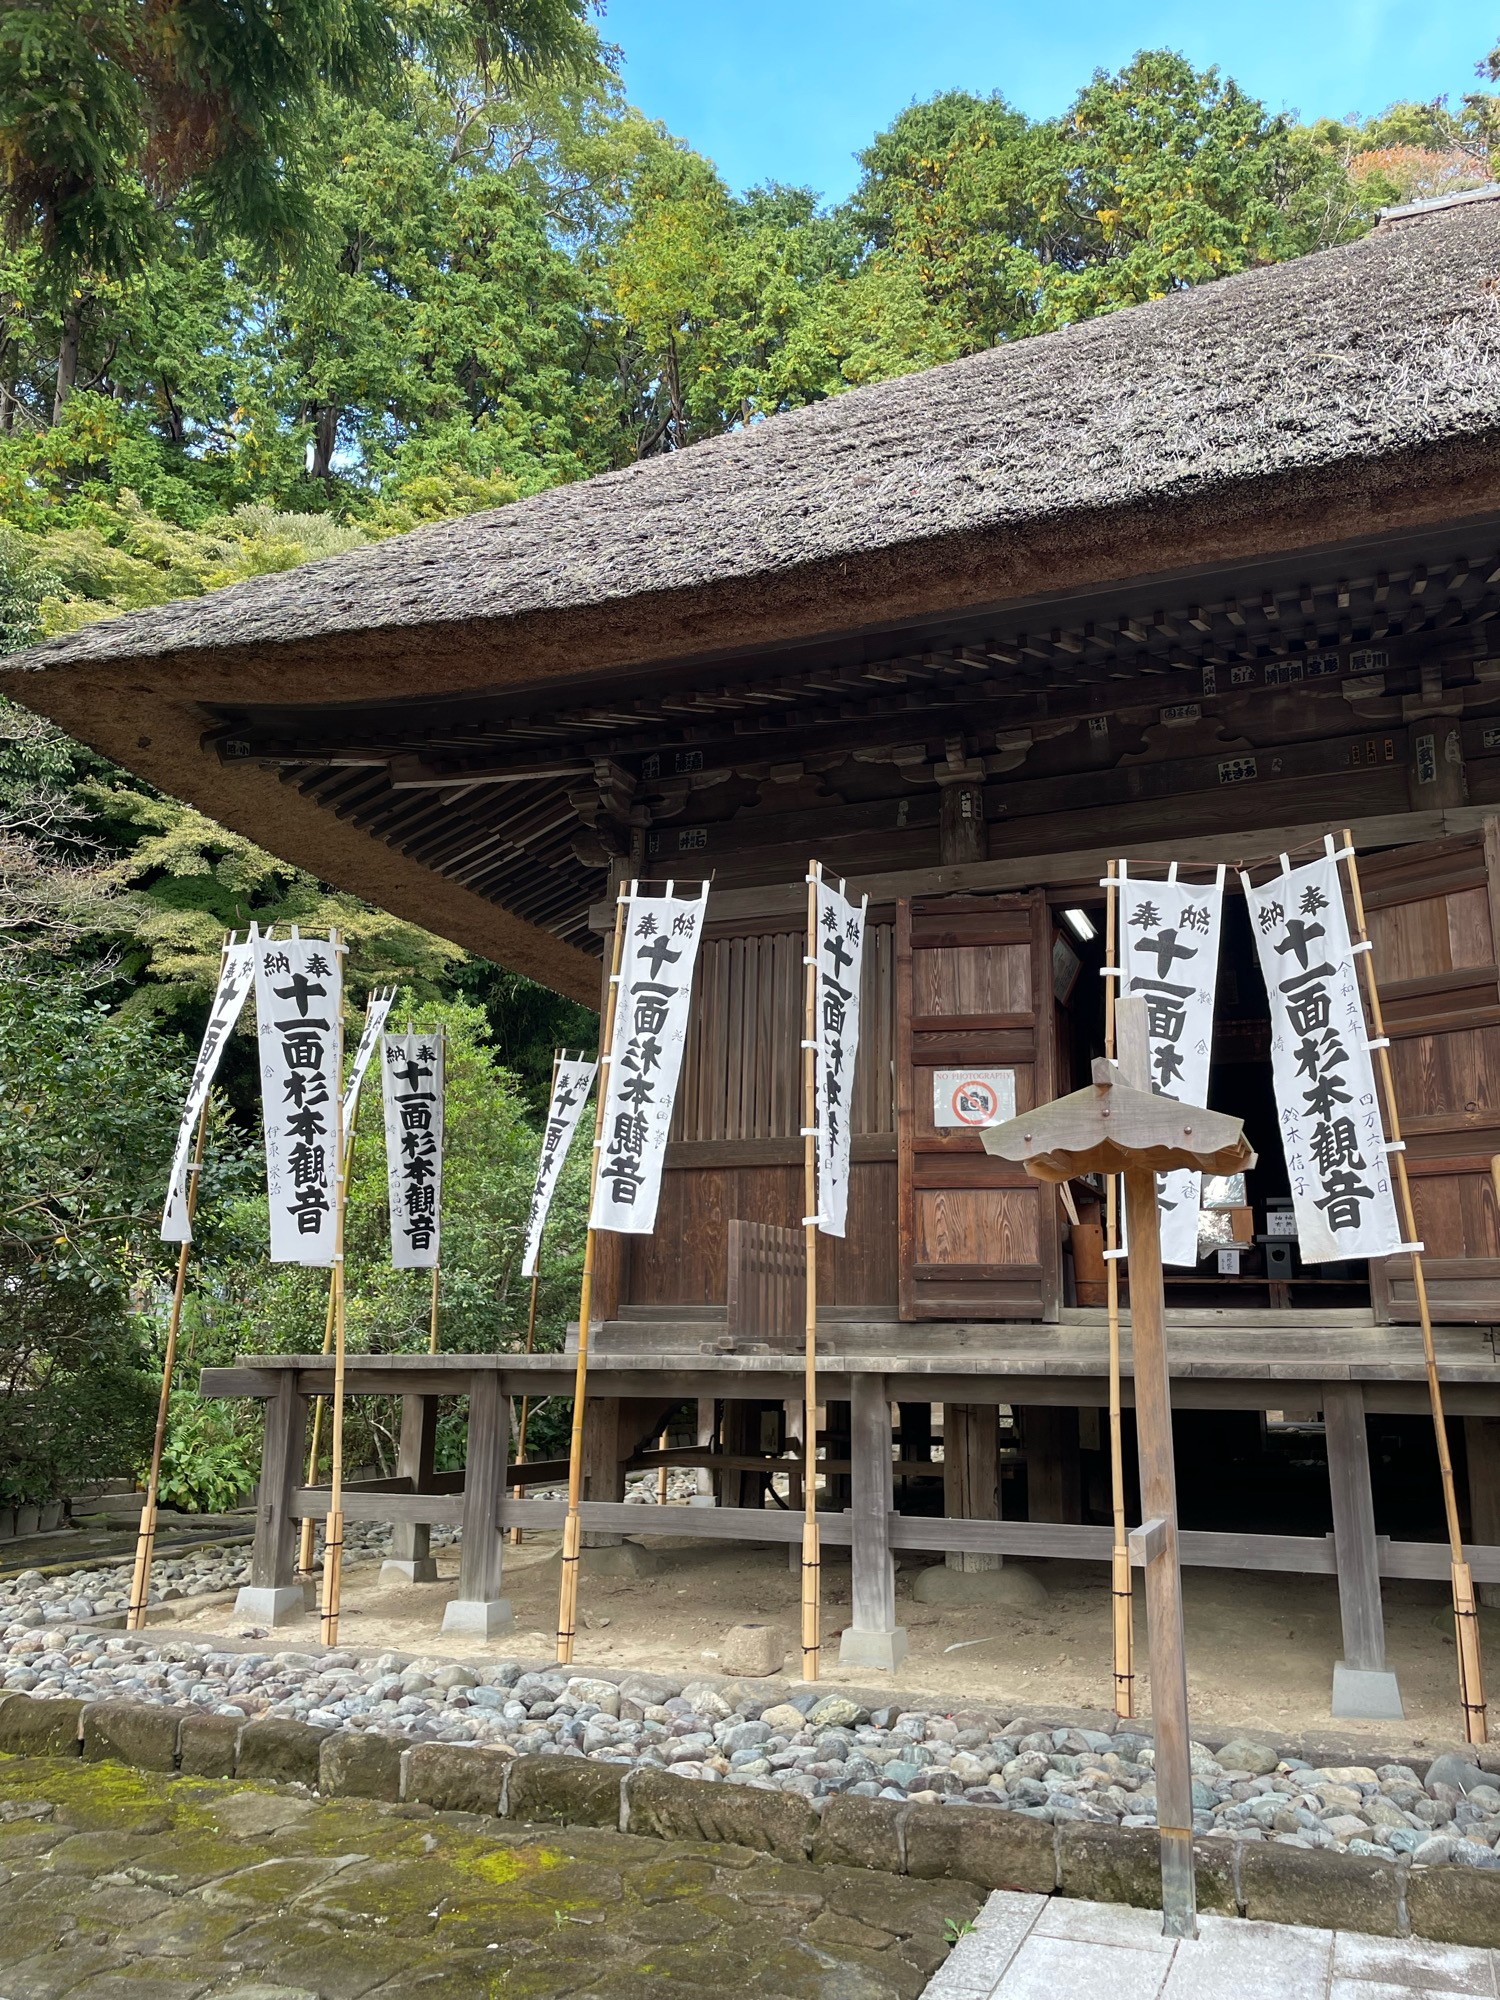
[590,882,709,1235]
[161,932,257,1243]
[253,931,343,1265]
[1118,864,1224,1268]
[522,1055,596,1277]
[812,869,867,1239]
[1241,853,1402,1262]
[381,1030,444,1268]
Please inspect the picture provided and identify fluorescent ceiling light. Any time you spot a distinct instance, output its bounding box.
[1062,907,1096,941]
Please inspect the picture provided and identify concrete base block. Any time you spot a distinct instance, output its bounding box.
[441,1597,514,1638]
[837,1625,909,1673]
[380,1558,439,1586]
[233,1585,306,1627]
[687,1495,717,1508]
[1332,1661,1405,1721]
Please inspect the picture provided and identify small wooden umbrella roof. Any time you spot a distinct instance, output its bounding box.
[981,1058,1256,1183]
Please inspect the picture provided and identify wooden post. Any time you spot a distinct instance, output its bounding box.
[1122,1150,1197,1941]
[556,891,627,1665]
[1343,832,1487,1745]
[443,1368,511,1635]
[126,968,223,1632]
[1104,860,1135,1718]
[801,859,822,1682]
[234,1372,308,1624]
[319,933,351,1648]
[1324,1385,1388,1674]
[840,1374,907,1670]
[942,1404,1000,1572]
[384,1395,439,1584]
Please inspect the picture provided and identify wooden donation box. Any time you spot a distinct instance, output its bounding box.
[982,1040,1254,1940]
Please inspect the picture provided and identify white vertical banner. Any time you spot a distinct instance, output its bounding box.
[160,931,257,1243]
[522,1055,597,1277]
[254,931,343,1265]
[812,868,867,1239]
[1118,862,1225,1268]
[590,881,710,1234]
[1241,850,1403,1262]
[341,989,395,1148]
[381,1030,444,1268]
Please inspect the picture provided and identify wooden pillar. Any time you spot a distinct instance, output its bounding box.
[839,1375,907,1671]
[442,1371,512,1637]
[942,1403,1000,1572]
[937,769,986,865]
[383,1394,438,1584]
[1466,1416,1500,1611]
[1123,1164,1196,1938]
[235,1374,308,1624]
[1022,1406,1082,1523]
[581,1396,624,1546]
[693,1397,716,1503]
[1324,1386,1387,1672]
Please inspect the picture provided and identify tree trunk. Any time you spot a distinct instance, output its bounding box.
[305,401,337,482]
[54,308,81,421]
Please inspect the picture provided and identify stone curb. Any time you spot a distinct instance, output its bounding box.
[0,1687,1464,1944]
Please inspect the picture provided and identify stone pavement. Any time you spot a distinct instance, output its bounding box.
[922,1889,1500,1999]
[0,1753,980,1999]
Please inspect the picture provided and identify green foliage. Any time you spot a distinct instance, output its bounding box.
[0,975,195,1500]
[155,1392,262,1513]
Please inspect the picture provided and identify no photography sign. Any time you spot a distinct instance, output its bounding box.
[932,1067,1017,1129]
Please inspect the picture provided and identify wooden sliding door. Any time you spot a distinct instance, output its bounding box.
[896,890,1061,1322]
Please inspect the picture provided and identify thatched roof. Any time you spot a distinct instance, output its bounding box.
[14,190,1500,692]
[7,190,1500,998]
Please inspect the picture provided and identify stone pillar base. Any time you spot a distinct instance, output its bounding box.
[1332,1662,1404,1721]
[380,1558,439,1586]
[837,1625,909,1673]
[441,1597,514,1638]
[233,1586,306,1627]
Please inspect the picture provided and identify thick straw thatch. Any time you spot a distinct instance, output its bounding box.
[11,191,1500,689]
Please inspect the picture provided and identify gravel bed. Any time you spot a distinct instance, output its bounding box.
[5,1621,1500,1866]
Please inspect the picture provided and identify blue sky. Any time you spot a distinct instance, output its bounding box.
[602,0,1492,201]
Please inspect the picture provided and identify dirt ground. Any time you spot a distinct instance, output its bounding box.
[175,1531,1496,1755]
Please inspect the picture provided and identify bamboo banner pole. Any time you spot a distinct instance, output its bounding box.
[126,938,231,1631]
[801,859,822,1683]
[1102,863,1135,1718]
[319,934,351,1649]
[557,897,628,1665]
[1342,832,1487,1744]
[512,1049,562,1548]
[297,1208,343,1583]
[428,1023,445,1354]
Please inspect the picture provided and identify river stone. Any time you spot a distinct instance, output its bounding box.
[911,1564,1048,1610]
[1425,1753,1484,1796]
[760,1704,808,1733]
[1215,1739,1279,1776]
[808,1696,865,1730]
[718,1624,788,1678]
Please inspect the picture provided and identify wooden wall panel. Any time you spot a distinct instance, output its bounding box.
[1360,821,1500,1324]
[897,891,1062,1322]
[627,1162,897,1309]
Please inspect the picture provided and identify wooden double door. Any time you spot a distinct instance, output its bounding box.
[896,890,1062,1322]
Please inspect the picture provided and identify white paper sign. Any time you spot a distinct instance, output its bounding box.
[342,991,394,1148]
[161,933,257,1243]
[1241,852,1402,1263]
[254,932,343,1265]
[522,1055,597,1277]
[591,883,710,1234]
[382,1030,444,1268]
[932,1067,1016,1129]
[813,871,868,1239]
[1119,863,1225,1268]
